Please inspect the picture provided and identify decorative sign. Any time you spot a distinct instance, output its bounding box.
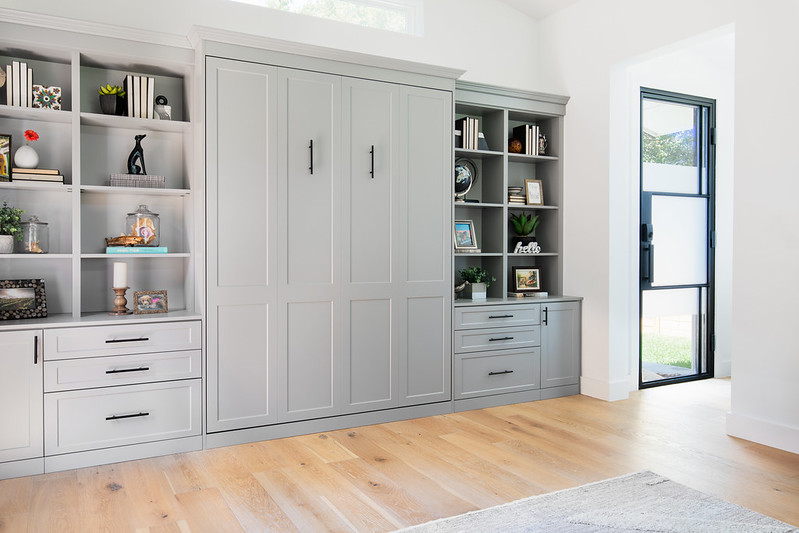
[513,241,541,254]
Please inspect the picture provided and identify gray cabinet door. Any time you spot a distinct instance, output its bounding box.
[278,67,342,422]
[206,57,279,432]
[341,77,400,412]
[398,85,453,405]
[0,331,43,463]
[541,302,581,388]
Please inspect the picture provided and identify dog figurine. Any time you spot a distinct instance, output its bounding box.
[127,134,147,175]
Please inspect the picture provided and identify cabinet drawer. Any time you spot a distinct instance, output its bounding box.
[454,304,539,330]
[454,325,540,353]
[45,380,201,455]
[455,348,540,399]
[44,321,201,360]
[44,350,201,392]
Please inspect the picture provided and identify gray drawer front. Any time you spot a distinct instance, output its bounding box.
[454,325,540,353]
[454,304,539,330]
[455,348,540,399]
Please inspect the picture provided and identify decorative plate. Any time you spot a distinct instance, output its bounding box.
[32,85,62,110]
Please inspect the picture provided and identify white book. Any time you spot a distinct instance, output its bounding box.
[5,65,11,106]
[533,125,539,156]
[27,67,33,107]
[19,62,27,108]
[132,75,141,118]
[11,61,20,107]
[147,77,155,119]
[140,75,147,118]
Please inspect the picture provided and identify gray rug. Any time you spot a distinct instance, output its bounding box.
[396,470,797,532]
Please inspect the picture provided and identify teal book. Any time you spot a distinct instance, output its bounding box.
[106,246,168,254]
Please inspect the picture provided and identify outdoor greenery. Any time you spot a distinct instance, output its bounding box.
[641,333,692,368]
[458,266,495,288]
[642,129,697,166]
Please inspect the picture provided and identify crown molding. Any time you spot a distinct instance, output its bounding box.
[457,80,570,106]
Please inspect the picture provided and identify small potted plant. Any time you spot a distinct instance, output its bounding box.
[0,200,24,254]
[458,266,495,300]
[510,212,541,251]
[98,84,126,115]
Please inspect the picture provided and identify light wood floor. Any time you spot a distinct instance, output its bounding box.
[1,378,797,532]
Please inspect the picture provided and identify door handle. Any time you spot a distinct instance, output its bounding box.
[488,315,514,319]
[105,337,149,344]
[488,336,514,342]
[309,139,314,175]
[33,335,38,364]
[106,367,150,374]
[106,412,150,421]
[488,370,514,376]
[641,243,655,283]
[370,145,375,179]
[543,307,548,326]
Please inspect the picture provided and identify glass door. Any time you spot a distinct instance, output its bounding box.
[640,88,715,387]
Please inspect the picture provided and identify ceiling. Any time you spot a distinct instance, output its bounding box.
[494,0,581,20]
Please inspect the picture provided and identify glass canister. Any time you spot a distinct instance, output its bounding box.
[17,215,49,253]
[126,204,160,246]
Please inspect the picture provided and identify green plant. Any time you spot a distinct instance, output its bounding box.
[458,266,495,288]
[98,84,126,98]
[0,200,24,240]
[510,212,540,236]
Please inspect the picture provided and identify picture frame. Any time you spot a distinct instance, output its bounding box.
[512,266,542,293]
[133,289,168,314]
[525,179,544,206]
[0,279,47,320]
[454,219,479,250]
[0,134,11,181]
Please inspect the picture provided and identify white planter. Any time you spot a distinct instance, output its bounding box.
[14,144,39,169]
[463,282,487,300]
[0,235,14,254]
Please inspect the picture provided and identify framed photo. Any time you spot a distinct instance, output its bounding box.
[525,179,544,206]
[133,290,168,314]
[512,266,542,293]
[0,279,47,320]
[0,134,11,181]
[454,219,479,250]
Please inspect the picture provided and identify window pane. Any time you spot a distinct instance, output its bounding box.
[651,195,707,286]
[642,99,699,194]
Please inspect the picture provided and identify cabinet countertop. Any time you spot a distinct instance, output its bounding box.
[454,296,582,307]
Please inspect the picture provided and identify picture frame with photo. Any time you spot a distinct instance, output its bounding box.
[133,289,168,314]
[454,219,479,251]
[512,266,542,293]
[0,279,47,320]
[525,178,544,206]
[0,134,11,181]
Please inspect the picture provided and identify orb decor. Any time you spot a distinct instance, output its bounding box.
[508,138,523,154]
[454,158,478,202]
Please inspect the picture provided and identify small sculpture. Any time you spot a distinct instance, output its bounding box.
[106,235,145,247]
[508,138,523,154]
[127,134,147,175]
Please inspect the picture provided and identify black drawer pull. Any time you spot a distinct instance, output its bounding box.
[488,315,514,319]
[105,337,149,344]
[106,412,149,421]
[488,370,514,376]
[106,367,150,374]
[488,336,514,342]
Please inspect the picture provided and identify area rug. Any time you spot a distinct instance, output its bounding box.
[396,470,797,532]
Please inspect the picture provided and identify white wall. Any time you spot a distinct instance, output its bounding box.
[0,0,540,90]
[539,0,799,454]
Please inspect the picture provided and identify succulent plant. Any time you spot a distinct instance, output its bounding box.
[98,84,126,98]
[510,212,540,237]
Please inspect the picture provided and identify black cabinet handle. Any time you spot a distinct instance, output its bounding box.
[488,315,514,319]
[105,337,149,344]
[370,145,375,178]
[106,412,149,421]
[106,367,150,374]
[488,370,514,376]
[488,336,514,342]
[34,335,38,364]
[309,139,314,175]
[543,307,548,326]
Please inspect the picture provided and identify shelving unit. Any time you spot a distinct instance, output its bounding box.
[0,24,198,325]
[453,81,569,302]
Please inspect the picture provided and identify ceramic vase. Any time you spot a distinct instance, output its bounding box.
[0,235,13,254]
[463,282,487,300]
[14,144,39,169]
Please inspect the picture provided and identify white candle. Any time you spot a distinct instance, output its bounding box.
[113,262,127,288]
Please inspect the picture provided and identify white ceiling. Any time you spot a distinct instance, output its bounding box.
[494,0,581,20]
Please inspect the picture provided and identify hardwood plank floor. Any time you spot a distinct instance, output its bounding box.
[2,378,798,532]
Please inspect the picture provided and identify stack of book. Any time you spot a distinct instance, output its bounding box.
[508,186,525,204]
[11,168,64,183]
[512,124,540,155]
[5,60,34,107]
[123,74,156,119]
[106,246,168,254]
[455,116,480,150]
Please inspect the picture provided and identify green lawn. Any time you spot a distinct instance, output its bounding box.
[641,333,692,368]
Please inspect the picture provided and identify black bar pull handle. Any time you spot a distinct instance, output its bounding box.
[488,370,514,376]
[488,314,514,319]
[370,145,375,178]
[105,337,149,344]
[106,367,150,375]
[489,336,514,342]
[106,412,150,421]
[309,139,314,175]
[34,335,39,364]
[543,307,548,326]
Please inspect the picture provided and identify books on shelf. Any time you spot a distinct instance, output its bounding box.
[6,60,34,108]
[508,195,526,203]
[106,246,168,254]
[11,168,64,183]
[455,116,480,150]
[512,124,539,155]
[123,74,156,118]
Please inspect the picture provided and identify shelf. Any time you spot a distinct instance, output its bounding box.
[454,252,503,257]
[81,253,191,259]
[0,182,73,192]
[507,252,559,257]
[80,185,190,197]
[0,105,73,123]
[80,112,190,133]
[0,254,72,259]
[454,202,504,209]
[455,148,503,160]
[507,204,559,210]
[508,153,558,163]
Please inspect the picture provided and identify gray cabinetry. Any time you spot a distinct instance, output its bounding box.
[541,301,581,394]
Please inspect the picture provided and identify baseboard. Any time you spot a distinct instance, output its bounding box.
[0,457,44,480]
[580,375,631,401]
[44,436,203,473]
[454,390,542,412]
[726,411,799,455]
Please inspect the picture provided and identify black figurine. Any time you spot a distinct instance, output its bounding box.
[127,134,147,175]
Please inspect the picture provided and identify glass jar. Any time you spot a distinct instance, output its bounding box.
[126,204,160,246]
[17,215,49,253]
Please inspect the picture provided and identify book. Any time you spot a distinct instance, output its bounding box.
[12,173,64,183]
[512,125,529,154]
[140,76,148,118]
[132,75,141,118]
[27,67,32,107]
[455,118,467,149]
[5,65,11,105]
[124,74,134,117]
[11,60,20,107]
[19,62,27,108]
[12,167,61,175]
[147,76,155,119]
[106,246,168,254]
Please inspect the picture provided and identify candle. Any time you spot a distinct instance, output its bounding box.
[113,262,127,288]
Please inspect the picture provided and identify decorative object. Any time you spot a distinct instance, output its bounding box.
[510,212,541,253]
[105,235,145,247]
[14,129,39,169]
[32,85,62,110]
[477,132,489,151]
[98,84,126,115]
[17,215,48,254]
[126,134,147,175]
[512,266,542,293]
[453,280,467,300]
[0,133,10,181]
[0,279,47,320]
[538,132,548,155]
[153,95,171,120]
[508,137,522,153]
[0,200,24,253]
[454,158,478,202]
[513,240,541,254]
[525,178,544,206]
[133,289,168,314]
[112,262,127,288]
[126,204,160,246]
[395,471,796,533]
[458,266,495,300]
[453,219,478,251]
[108,173,165,188]
[109,262,131,316]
